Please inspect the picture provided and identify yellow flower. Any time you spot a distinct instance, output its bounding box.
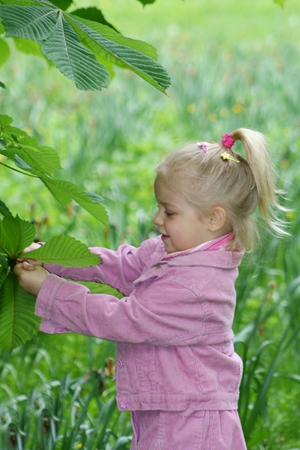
[280,159,290,169]
[220,108,229,117]
[232,104,243,114]
[187,103,196,113]
[208,113,217,122]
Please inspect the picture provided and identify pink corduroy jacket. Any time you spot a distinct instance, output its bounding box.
[36,236,244,412]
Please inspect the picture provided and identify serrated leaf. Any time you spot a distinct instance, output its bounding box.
[0,140,62,176]
[0,1,38,5]
[40,177,108,225]
[5,125,28,138]
[40,13,110,90]
[0,37,10,67]
[0,200,12,217]
[83,191,104,203]
[70,7,118,32]
[0,5,57,41]
[0,215,36,257]
[14,36,43,57]
[22,235,100,266]
[51,0,72,10]
[66,279,123,299]
[14,154,32,170]
[68,15,170,93]
[18,135,38,146]
[0,114,13,128]
[0,272,40,350]
[0,266,7,290]
[70,14,158,61]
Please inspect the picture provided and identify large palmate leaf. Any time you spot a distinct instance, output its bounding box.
[40,13,109,90]
[0,215,36,256]
[21,234,100,266]
[0,272,40,350]
[68,15,170,93]
[40,177,108,225]
[0,1,170,93]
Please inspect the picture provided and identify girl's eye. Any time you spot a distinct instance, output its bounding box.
[165,210,174,217]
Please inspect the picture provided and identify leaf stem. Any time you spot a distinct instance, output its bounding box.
[0,161,38,178]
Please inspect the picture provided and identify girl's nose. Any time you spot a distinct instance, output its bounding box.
[153,211,162,226]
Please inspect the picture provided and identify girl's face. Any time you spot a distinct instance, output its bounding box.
[153,175,214,253]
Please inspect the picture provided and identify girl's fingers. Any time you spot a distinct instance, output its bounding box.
[18,261,36,271]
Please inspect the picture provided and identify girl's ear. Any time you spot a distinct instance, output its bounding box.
[208,206,227,232]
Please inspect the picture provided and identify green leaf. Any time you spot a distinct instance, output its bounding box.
[0,37,10,66]
[0,5,58,41]
[136,0,156,4]
[0,18,4,34]
[0,81,5,88]
[14,36,43,57]
[68,15,170,93]
[40,177,108,225]
[0,272,40,351]
[0,1,38,5]
[70,7,118,32]
[72,14,158,60]
[22,235,100,266]
[0,266,7,289]
[51,0,72,10]
[40,12,109,90]
[1,139,62,176]
[0,215,36,257]
[0,114,13,128]
[66,279,123,299]
[5,125,28,138]
[0,3,170,93]
[0,200,12,218]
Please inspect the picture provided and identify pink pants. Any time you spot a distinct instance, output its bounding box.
[130,409,247,450]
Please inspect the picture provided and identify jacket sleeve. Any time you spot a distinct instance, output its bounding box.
[43,239,157,296]
[35,267,235,346]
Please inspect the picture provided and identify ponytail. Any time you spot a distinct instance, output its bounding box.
[231,128,288,237]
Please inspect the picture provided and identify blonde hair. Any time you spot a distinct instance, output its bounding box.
[156,128,287,251]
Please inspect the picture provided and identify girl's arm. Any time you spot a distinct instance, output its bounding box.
[19,238,159,296]
[43,242,148,296]
[33,267,235,347]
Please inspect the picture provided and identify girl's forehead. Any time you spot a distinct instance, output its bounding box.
[154,175,182,204]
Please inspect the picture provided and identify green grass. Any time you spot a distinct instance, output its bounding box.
[1,0,300,448]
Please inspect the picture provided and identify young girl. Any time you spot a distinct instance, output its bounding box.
[14,128,286,449]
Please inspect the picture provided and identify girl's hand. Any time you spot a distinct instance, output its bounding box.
[16,242,43,266]
[13,261,49,296]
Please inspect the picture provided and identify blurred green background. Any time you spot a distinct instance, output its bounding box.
[1,0,300,448]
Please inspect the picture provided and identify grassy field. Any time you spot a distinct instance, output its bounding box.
[1,0,300,448]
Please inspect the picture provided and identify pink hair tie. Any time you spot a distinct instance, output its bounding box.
[197,142,208,153]
[220,132,235,149]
